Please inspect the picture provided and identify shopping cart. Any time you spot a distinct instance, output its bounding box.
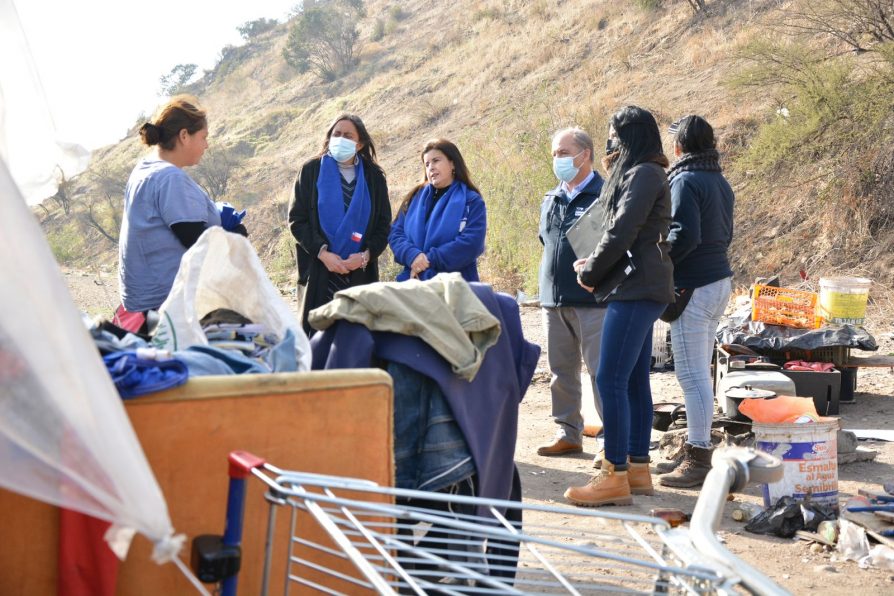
[191,447,788,595]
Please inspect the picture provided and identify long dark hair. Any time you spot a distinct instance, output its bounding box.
[317,113,382,172]
[396,139,481,218]
[599,106,668,214]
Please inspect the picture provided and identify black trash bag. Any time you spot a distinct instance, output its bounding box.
[744,496,837,538]
[716,305,878,352]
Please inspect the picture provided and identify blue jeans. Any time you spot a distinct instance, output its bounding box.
[597,299,667,466]
[670,277,732,447]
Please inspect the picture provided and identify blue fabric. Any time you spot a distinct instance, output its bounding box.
[316,155,370,258]
[596,299,666,466]
[538,174,605,307]
[667,169,735,289]
[215,202,246,231]
[389,182,486,282]
[405,182,467,253]
[175,329,300,376]
[119,158,221,312]
[103,352,189,398]
[310,284,540,516]
[389,362,475,492]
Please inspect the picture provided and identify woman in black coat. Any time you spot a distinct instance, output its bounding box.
[288,114,391,335]
[565,106,674,508]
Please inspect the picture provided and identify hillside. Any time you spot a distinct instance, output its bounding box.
[38,0,894,321]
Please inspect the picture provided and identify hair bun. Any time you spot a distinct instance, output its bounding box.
[138,122,165,146]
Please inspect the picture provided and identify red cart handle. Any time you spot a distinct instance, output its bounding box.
[228,450,266,479]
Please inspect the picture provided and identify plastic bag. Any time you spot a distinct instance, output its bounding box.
[738,395,819,423]
[744,495,837,538]
[153,227,311,371]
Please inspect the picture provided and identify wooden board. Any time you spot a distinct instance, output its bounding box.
[843,354,894,368]
[0,369,394,595]
[842,510,894,548]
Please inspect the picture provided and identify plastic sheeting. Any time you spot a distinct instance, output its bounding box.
[717,306,878,352]
[0,1,89,203]
[0,157,185,561]
[0,0,200,586]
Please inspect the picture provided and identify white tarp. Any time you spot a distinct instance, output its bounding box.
[0,0,205,591]
[0,1,89,203]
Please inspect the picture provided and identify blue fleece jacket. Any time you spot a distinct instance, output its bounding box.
[389,186,487,282]
[667,169,735,289]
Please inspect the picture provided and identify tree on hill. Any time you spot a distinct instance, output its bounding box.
[282,0,365,81]
[159,63,198,96]
[191,145,246,201]
[82,162,129,244]
[238,17,278,41]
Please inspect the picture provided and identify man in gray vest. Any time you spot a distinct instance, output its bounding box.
[535,127,607,458]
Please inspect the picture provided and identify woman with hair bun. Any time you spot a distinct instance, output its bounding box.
[118,94,230,321]
[389,139,487,282]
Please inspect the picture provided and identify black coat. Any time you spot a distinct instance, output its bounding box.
[578,161,674,304]
[288,156,391,333]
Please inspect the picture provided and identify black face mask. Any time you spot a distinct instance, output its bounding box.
[605,138,620,155]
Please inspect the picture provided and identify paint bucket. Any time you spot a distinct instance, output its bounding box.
[753,418,840,511]
[818,277,871,326]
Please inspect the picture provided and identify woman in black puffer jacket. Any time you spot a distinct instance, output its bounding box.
[565,106,674,508]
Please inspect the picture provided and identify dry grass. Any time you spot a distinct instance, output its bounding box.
[40,0,894,321]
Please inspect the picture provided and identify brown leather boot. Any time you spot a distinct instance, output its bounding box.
[564,461,633,507]
[536,437,583,457]
[627,462,654,495]
[655,443,686,474]
[658,444,713,488]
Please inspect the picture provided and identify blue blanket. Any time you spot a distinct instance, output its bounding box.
[316,155,370,258]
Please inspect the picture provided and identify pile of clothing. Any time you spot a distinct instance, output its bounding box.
[89,308,301,398]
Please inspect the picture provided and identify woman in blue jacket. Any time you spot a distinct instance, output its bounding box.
[389,139,486,281]
[658,115,735,489]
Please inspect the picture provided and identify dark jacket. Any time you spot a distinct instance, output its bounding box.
[579,161,674,304]
[538,174,605,307]
[667,169,735,289]
[288,157,391,334]
[389,185,487,283]
[310,283,540,516]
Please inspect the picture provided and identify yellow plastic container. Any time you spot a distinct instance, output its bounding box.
[818,277,871,326]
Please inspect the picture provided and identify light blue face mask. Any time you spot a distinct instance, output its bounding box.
[552,150,584,183]
[328,135,358,162]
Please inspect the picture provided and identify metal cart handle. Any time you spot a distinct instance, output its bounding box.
[690,447,788,596]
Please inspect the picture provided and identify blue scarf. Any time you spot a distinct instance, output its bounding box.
[316,155,371,258]
[404,181,468,259]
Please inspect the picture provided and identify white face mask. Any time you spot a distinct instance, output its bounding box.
[328,135,358,162]
[552,149,584,183]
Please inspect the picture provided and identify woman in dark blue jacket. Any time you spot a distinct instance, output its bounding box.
[658,115,735,489]
[389,139,486,282]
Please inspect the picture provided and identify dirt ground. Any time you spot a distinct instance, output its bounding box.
[515,305,894,594]
[64,268,894,593]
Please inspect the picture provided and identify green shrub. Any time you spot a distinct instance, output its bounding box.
[388,5,406,21]
[635,0,662,10]
[282,0,365,81]
[371,17,386,41]
[462,129,556,294]
[46,221,84,265]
